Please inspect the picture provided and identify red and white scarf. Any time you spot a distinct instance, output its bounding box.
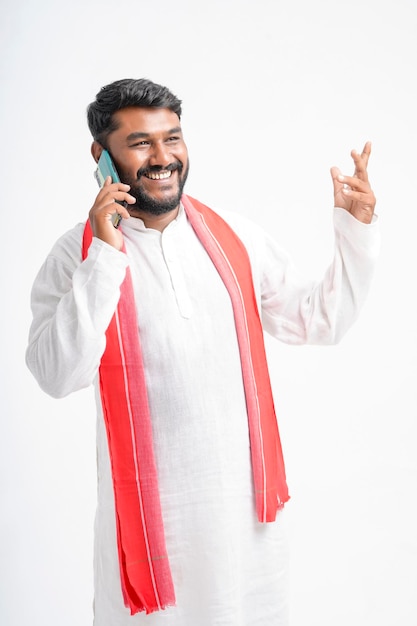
[82,195,289,615]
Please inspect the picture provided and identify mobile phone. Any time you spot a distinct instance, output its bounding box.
[94,150,124,228]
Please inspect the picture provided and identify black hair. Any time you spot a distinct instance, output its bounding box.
[87,78,182,145]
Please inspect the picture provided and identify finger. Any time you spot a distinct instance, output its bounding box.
[101,200,131,223]
[351,149,369,183]
[353,141,372,174]
[361,141,372,169]
[342,187,364,200]
[112,191,136,205]
[330,165,343,191]
[337,174,369,193]
[98,186,135,206]
[342,188,376,211]
[111,204,131,221]
[99,180,131,196]
[352,141,372,170]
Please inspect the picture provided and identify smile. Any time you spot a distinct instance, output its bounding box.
[145,170,173,180]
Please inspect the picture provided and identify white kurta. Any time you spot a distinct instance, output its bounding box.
[26,204,379,626]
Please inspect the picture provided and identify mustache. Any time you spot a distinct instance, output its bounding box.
[136,161,183,180]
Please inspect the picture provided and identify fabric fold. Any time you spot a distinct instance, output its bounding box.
[82,195,289,615]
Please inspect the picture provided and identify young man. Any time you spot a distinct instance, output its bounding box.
[26,78,378,626]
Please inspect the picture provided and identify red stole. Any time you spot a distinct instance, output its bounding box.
[82,195,289,615]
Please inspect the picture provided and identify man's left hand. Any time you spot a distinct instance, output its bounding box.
[330,141,376,224]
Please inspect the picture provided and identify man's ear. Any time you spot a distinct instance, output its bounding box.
[91,141,104,164]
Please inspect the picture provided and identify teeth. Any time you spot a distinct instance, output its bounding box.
[146,170,172,180]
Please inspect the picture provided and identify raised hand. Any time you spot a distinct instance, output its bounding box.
[89,177,136,250]
[330,141,376,224]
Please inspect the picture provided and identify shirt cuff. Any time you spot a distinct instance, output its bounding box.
[333,207,380,255]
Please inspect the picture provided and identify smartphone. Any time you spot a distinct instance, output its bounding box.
[94,150,124,228]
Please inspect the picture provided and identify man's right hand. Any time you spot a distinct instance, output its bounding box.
[89,176,136,250]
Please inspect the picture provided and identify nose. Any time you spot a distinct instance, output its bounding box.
[149,141,172,167]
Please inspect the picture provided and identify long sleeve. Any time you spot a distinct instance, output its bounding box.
[216,206,379,346]
[25,223,129,398]
[258,208,380,344]
[26,207,380,399]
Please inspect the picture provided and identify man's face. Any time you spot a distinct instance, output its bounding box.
[105,107,189,216]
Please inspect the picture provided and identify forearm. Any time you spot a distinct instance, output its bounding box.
[262,209,380,345]
[316,208,379,343]
[26,237,129,398]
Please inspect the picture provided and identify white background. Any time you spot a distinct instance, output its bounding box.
[1,0,416,624]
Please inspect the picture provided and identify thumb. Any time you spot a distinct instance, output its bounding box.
[330,165,341,182]
[330,166,343,194]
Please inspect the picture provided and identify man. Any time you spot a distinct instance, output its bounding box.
[26,78,378,626]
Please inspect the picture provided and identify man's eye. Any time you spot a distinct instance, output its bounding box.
[166,136,180,142]
[130,141,149,147]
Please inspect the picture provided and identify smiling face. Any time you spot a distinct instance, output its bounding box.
[102,106,189,217]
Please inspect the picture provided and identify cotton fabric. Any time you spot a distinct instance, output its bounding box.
[26,204,379,626]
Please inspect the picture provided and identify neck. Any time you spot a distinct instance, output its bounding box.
[128,205,180,232]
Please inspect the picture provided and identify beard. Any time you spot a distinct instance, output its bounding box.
[124,160,189,216]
